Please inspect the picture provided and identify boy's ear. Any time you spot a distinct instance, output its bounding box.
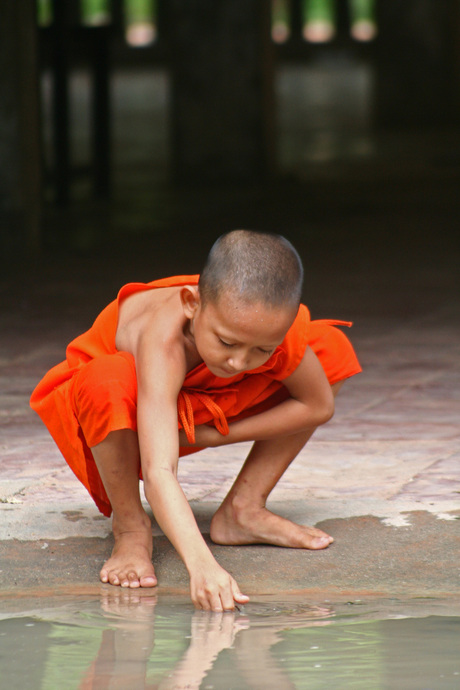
[180,286,201,318]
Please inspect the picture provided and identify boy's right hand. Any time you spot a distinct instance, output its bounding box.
[190,562,249,611]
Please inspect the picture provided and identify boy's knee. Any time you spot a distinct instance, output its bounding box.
[313,396,335,428]
[321,397,335,425]
[314,385,336,428]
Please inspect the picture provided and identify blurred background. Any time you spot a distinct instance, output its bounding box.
[0,0,459,316]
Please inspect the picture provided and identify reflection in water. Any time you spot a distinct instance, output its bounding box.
[79,591,157,689]
[81,592,332,689]
[159,600,331,690]
[1,593,459,689]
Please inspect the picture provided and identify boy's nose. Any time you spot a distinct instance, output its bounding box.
[228,353,249,372]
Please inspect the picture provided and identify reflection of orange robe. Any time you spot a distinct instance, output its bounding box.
[30,275,361,516]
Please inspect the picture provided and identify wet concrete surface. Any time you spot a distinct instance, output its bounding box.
[1,510,459,599]
[1,65,459,603]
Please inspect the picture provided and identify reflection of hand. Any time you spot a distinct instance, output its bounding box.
[190,609,250,651]
[159,610,249,690]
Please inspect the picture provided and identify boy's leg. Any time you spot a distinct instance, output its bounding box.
[210,382,343,550]
[91,429,157,588]
[72,353,155,587]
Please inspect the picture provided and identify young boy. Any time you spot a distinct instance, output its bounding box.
[30,230,361,611]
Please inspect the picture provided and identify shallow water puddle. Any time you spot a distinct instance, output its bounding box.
[1,593,459,689]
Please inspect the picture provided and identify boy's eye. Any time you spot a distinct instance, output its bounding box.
[219,338,273,355]
[219,338,234,348]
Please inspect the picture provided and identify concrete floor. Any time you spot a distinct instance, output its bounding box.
[0,61,459,600]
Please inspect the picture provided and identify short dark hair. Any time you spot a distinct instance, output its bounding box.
[199,230,303,309]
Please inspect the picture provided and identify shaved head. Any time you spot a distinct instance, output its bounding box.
[199,230,303,309]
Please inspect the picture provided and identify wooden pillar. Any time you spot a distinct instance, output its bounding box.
[0,0,42,254]
[50,0,71,205]
[90,26,111,198]
[374,0,460,128]
[168,0,275,184]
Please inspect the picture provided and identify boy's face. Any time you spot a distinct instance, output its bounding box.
[183,289,297,378]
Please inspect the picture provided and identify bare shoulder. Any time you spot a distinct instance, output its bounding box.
[284,347,330,396]
[115,286,184,357]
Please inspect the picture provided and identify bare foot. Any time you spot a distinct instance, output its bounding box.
[100,520,157,588]
[210,503,333,550]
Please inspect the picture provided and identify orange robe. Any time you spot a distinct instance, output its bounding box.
[30,275,361,516]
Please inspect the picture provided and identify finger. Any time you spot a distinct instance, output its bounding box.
[220,593,235,611]
[195,597,211,611]
[210,592,224,612]
[193,593,209,611]
[194,590,216,611]
[232,584,250,606]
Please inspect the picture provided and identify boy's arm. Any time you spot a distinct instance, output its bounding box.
[135,330,248,611]
[183,346,334,448]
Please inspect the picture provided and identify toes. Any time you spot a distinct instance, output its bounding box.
[100,566,120,586]
[305,527,334,549]
[127,571,141,588]
[108,571,121,586]
[308,526,331,538]
[118,571,140,588]
[101,564,157,589]
[310,535,333,550]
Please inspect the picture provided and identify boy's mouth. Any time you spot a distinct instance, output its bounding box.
[212,365,238,378]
